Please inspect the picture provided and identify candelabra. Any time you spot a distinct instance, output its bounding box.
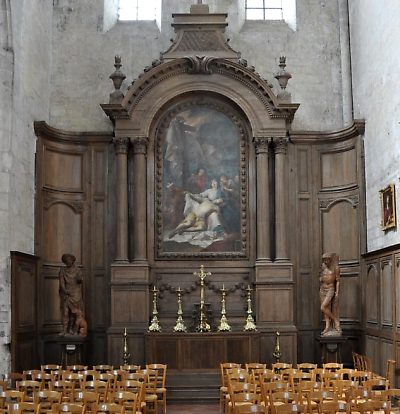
[148,285,162,332]
[218,284,231,332]
[194,265,211,332]
[273,331,282,362]
[173,287,187,332]
[243,284,257,331]
[122,327,131,365]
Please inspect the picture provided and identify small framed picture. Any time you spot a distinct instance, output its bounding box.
[380,183,396,230]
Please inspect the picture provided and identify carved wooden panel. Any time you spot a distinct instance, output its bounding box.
[380,338,394,377]
[111,289,148,325]
[297,271,313,327]
[43,203,83,263]
[396,254,400,331]
[365,335,380,373]
[381,258,393,328]
[339,275,361,323]
[321,200,359,261]
[320,146,357,189]
[256,287,293,324]
[44,148,83,191]
[365,263,379,326]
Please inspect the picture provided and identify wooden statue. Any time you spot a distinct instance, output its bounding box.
[319,252,341,336]
[59,253,87,337]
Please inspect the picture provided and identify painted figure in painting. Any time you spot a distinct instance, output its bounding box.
[162,106,242,252]
[383,193,393,227]
[319,252,341,336]
[59,253,87,337]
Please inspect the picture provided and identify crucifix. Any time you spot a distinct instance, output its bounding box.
[194,265,211,332]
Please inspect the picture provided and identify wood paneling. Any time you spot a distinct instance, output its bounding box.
[257,287,293,324]
[320,147,357,189]
[365,263,379,326]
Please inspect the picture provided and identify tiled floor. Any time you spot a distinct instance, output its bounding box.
[167,403,220,413]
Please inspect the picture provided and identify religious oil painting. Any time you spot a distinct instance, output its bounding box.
[157,104,246,257]
[380,183,396,231]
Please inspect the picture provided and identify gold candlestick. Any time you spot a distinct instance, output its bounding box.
[218,284,231,332]
[173,287,187,332]
[194,265,211,332]
[273,331,282,362]
[122,327,131,364]
[243,284,257,331]
[148,285,162,332]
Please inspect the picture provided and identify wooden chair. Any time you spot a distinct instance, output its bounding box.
[51,402,85,414]
[289,372,312,392]
[319,400,349,414]
[32,373,54,390]
[66,366,88,373]
[385,359,396,388]
[40,365,61,374]
[50,381,75,403]
[61,373,84,391]
[310,368,325,383]
[4,373,25,389]
[234,404,267,414]
[72,390,99,413]
[296,364,317,373]
[16,381,43,402]
[82,381,109,402]
[229,389,260,414]
[349,370,370,386]
[23,371,42,381]
[119,366,140,373]
[322,363,342,372]
[138,369,158,414]
[93,402,124,414]
[272,363,292,374]
[114,380,144,414]
[110,390,140,414]
[306,390,337,414]
[146,364,167,414]
[92,366,113,374]
[357,399,391,414]
[7,402,40,414]
[274,402,306,414]
[363,378,389,391]
[96,373,117,393]
[260,382,289,408]
[269,391,300,414]
[33,390,62,413]
[245,363,267,374]
[381,388,400,410]
[0,390,25,409]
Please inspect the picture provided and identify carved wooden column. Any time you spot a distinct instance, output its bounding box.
[131,137,148,262]
[254,137,271,262]
[114,137,130,262]
[274,136,289,261]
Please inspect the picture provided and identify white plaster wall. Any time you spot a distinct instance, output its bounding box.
[349,1,400,252]
[0,0,52,374]
[49,0,348,131]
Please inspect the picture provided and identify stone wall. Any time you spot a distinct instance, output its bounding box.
[0,0,52,373]
[349,1,400,252]
[49,0,347,131]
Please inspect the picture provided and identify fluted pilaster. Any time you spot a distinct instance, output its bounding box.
[114,137,130,262]
[273,136,289,261]
[254,137,272,261]
[131,137,148,262]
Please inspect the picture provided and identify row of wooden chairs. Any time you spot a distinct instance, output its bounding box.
[1,364,167,414]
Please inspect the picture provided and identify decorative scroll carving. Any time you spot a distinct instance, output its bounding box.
[253,137,271,155]
[319,195,359,211]
[273,137,288,154]
[381,259,392,270]
[186,56,216,74]
[113,137,130,154]
[131,137,148,154]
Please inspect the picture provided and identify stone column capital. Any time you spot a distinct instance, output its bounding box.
[131,137,148,154]
[273,136,289,154]
[253,137,272,154]
[113,137,130,154]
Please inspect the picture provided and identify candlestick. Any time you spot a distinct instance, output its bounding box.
[122,327,131,364]
[218,284,231,332]
[148,285,162,332]
[273,331,282,362]
[173,287,187,332]
[243,284,257,331]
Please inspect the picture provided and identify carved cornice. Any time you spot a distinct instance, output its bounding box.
[113,137,130,155]
[319,195,359,211]
[273,137,289,155]
[290,120,366,144]
[253,137,271,155]
[119,58,298,121]
[131,137,148,154]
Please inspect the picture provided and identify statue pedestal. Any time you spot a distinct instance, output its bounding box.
[58,335,87,368]
[316,335,346,365]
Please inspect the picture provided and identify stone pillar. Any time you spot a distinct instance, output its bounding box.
[114,137,130,262]
[254,137,271,262]
[131,137,148,262]
[274,137,289,262]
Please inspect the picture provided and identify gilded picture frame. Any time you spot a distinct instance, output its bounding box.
[155,97,248,259]
[380,183,396,231]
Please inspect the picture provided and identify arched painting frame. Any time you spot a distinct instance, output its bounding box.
[155,96,249,259]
